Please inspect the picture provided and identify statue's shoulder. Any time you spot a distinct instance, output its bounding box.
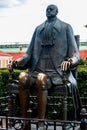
[57,18,70,26]
[35,21,46,33]
[56,18,73,30]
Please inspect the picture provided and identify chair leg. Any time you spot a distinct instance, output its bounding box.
[62,83,67,120]
[63,97,67,120]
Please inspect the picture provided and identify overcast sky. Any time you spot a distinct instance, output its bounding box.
[0,0,87,43]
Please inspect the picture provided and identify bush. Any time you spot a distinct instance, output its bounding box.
[0,69,27,96]
[0,66,87,97]
[79,58,87,65]
[77,65,87,96]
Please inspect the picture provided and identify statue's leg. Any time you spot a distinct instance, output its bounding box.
[18,72,30,118]
[37,89,48,119]
[18,72,35,130]
[36,73,51,128]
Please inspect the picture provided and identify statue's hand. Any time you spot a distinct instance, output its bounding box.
[7,60,13,73]
[7,60,18,72]
[61,60,71,71]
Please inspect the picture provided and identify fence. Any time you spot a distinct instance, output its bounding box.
[1,95,87,130]
[0,116,81,130]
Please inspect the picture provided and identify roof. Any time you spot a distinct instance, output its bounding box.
[79,50,87,59]
[0,50,11,57]
[8,52,25,60]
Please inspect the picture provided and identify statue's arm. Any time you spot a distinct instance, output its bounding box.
[66,24,80,66]
[61,24,80,71]
[12,28,37,70]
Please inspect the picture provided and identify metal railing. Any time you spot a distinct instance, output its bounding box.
[1,95,87,130]
[0,116,81,130]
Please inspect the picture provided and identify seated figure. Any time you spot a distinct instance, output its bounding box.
[8,4,81,130]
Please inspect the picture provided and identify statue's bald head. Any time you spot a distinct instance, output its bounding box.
[46,4,58,18]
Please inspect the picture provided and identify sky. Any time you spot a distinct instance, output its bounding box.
[0,0,87,43]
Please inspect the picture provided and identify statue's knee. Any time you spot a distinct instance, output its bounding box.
[18,72,29,89]
[36,73,51,90]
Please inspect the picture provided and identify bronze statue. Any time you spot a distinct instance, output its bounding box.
[7,4,81,130]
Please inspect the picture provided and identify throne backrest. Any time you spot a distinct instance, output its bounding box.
[71,35,80,79]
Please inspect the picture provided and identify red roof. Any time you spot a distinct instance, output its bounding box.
[79,50,87,59]
[0,50,11,57]
[8,52,25,60]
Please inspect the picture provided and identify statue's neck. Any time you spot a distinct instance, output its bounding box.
[47,16,57,22]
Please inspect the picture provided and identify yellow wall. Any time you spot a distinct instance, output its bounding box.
[0,57,12,68]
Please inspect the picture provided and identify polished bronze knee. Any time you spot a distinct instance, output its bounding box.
[36,73,51,90]
[18,72,29,89]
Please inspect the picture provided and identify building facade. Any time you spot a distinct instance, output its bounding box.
[0,51,12,68]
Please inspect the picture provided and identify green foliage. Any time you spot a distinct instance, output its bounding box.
[77,65,87,96]
[0,69,9,96]
[78,65,87,72]
[79,58,87,65]
[0,69,27,96]
[0,66,87,97]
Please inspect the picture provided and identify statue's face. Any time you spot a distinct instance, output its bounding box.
[46,5,58,18]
